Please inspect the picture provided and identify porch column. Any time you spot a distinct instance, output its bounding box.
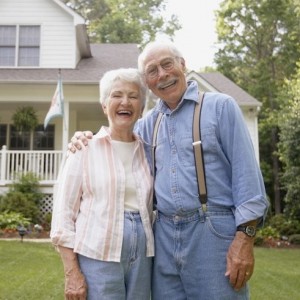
[62,100,69,150]
[1,145,7,182]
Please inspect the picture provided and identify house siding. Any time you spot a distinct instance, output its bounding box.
[0,0,82,68]
[241,108,260,162]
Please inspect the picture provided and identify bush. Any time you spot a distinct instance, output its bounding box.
[0,172,43,224]
[268,214,300,236]
[256,225,280,240]
[289,234,300,245]
[0,211,31,230]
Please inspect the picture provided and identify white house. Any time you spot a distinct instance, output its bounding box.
[0,0,262,216]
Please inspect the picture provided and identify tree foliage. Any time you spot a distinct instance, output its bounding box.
[278,63,300,219]
[214,0,300,214]
[12,106,38,132]
[62,0,181,45]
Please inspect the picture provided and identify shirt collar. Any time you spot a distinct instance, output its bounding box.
[94,126,141,144]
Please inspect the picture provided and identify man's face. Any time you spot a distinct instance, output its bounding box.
[143,47,188,110]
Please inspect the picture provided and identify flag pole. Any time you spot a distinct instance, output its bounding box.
[60,69,69,151]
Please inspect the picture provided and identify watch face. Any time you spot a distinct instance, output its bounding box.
[245,226,256,237]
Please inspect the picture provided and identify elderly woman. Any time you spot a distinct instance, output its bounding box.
[50,68,154,300]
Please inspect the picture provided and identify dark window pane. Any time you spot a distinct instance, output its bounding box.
[9,125,30,150]
[33,124,54,150]
[0,124,7,147]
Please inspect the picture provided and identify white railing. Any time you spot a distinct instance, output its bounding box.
[0,145,64,185]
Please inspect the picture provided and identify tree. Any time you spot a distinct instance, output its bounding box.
[278,63,300,219]
[62,0,181,45]
[214,0,300,214]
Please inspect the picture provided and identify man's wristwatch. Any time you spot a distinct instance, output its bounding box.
[236,225,256,237]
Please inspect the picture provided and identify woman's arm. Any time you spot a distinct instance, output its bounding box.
[58,245,87,300]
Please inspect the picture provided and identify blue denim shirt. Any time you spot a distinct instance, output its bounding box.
[135,80,269,226]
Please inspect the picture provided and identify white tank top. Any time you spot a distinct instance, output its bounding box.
[111,140,139,211]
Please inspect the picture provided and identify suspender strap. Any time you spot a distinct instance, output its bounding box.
[193,92,207,212]
[152,112,163,208]
[152,92,207,211]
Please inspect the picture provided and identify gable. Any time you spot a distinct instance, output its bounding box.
[187,71,261,107]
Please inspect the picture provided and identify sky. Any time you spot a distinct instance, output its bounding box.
[159,0,223,71]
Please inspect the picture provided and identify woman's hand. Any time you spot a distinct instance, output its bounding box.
[58,246,88,300]
[64,267,87,300]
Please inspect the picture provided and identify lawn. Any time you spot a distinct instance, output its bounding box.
[249,247,300,300]
[0,241,299,300]
[0,240,64,300]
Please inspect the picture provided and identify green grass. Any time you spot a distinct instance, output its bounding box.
[250,247,300,300]
[0,240,64,300]
[0,241,300,300]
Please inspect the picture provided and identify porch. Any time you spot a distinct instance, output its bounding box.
[0,145,63,192]
[0,146,64,217]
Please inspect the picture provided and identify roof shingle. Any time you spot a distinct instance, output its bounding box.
[0,44,140,84]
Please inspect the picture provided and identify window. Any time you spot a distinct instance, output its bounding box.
[0,26,16,66]
[9,125,30,150]
[0,124,7,148]
[9,124,54,150]
[0,25,40,67]
[33,125,54,150]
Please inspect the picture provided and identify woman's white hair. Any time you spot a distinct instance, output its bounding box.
[137,40,183,74]
[99,68,147,107]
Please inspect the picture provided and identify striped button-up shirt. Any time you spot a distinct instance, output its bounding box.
[50,127,154,262]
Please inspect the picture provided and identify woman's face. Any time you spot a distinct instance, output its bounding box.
[102,79,143,133]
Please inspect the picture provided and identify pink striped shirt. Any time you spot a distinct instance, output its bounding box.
[50,127,154,262]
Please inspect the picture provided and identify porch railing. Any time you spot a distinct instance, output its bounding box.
[0,145,64,185]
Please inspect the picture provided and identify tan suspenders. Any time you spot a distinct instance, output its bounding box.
[152,92,207,212]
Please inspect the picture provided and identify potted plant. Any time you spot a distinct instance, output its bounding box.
[12,106,39,133]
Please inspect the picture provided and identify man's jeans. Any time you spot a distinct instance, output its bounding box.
[152,206,249,300]
[78,211,152,300]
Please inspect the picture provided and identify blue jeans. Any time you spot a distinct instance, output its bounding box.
[152,206,249,300]
[78,211,152,300]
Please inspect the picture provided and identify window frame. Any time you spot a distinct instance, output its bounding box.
[0,24,40,67]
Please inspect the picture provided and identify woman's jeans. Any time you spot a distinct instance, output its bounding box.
[78,211,152,300]
[152,206,249,300]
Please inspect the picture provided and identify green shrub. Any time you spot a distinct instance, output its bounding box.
[256,225,280,239]
[289,234,300,245]
[0,211,31,230]
[268,214,300,236]
[41,212,52,231]
[0,172,43,223]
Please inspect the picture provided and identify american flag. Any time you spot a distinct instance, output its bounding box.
[44,74,64,130]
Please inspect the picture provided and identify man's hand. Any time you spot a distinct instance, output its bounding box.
[68,131,93,153]
[225,231,255,291]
